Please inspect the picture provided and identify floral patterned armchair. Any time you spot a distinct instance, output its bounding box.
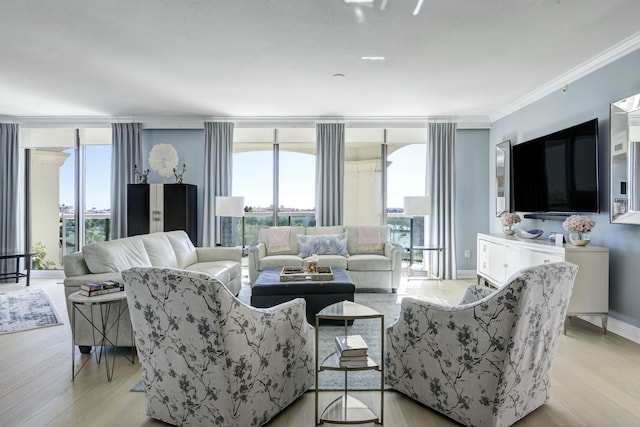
[385,262,578,427]
[122,267,314,427]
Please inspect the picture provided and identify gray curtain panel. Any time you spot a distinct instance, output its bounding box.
[202,122,234,246]
[427,122,458,279]
[315,123,345,226]
[1,123,20,275]
[110,123,142,240]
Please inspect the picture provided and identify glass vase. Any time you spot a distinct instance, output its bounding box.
[503,225,515,236]
[569,231,590,246]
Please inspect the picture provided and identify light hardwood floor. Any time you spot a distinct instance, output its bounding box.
[1,276,640,427]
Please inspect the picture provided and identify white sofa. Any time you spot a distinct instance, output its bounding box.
[63,230,242,352]
[247,225,403,292]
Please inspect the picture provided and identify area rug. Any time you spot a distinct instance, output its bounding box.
[0,288,64,335]
[133,288,403,392]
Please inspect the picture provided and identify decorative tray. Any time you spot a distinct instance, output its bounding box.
[280,266,334,281]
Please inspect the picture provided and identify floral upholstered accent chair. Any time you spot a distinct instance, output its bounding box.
[385,262,578,427]
[122,267,314,427]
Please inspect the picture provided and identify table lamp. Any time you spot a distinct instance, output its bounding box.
[215,196,245,247]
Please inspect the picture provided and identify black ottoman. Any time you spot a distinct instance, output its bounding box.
[251,267,355,324]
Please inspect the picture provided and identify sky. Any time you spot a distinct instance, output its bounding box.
[59,145,112,210]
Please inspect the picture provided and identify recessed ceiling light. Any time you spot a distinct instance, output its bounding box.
[332,73,346,78]
[361,56,385,61]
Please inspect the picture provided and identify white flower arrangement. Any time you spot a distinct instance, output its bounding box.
[149,144,179,179]
[562,215,595,233]
[499,212,521,227]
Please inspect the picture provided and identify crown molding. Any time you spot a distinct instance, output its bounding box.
[0,115,492,129]
[490,31,640,122]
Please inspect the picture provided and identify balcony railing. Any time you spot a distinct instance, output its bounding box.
[60,213,111,260]
[223,212,423,262]
[58,212,423,263]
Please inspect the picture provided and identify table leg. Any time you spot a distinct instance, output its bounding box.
[71,303,91,381]
[71,303,76,380]
[26,254,31,286]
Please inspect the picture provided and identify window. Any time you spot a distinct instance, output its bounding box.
[233,141,274,246]
[386,129,428,256]
[277,129,316,227]
[233,128,316,246]
[21,128,112,270]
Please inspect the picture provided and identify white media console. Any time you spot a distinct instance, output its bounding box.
[476,233,609,333]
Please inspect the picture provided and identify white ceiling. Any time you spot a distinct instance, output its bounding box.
[1,0,640,126]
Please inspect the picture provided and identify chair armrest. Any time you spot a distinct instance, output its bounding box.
[385,293,517,421]
[195,246,242,263]
[220,295,314,414]
[225,297,314,361]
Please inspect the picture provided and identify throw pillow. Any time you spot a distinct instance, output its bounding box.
[297,233,349,257]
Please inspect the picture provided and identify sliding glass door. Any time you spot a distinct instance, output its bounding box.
[21,128,111,271]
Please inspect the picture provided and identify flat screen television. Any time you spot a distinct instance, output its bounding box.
[512,118,599,213]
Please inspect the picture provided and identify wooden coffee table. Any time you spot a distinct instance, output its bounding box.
[251,267,355,324]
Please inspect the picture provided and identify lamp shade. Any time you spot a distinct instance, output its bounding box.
[215,196,245,217]
[404,196,431,216]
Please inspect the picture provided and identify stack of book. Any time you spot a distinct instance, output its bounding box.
[335,334,369,368]
[79,280,124,297]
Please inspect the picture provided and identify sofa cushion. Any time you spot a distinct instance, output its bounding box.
[347,254,392,271]
[259,226,305,256]
[346,226,388,256]
[138,233,179,268]
[83,237,152,274]
[308,254,348,269]
[63,251,91,277]
[165,230,198,268]
[261,255,304,270]
[297,233,349,257]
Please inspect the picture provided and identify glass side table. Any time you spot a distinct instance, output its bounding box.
[68,290,135,381]
[315,300,384,425]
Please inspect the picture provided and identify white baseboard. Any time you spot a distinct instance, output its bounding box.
[30,269,65,279]
[579,315,640,345]
[457,270,477,279]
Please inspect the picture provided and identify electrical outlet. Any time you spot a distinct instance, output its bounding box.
[464,249,471,259]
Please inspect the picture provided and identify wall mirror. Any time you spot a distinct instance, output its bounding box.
[496,140,511,217]
[611,93,640,224]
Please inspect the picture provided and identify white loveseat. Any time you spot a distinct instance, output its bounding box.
[63,230,242,351]
[247,225,403,292]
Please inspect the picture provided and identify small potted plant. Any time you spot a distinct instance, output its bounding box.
[499,212,521,235]
[562,215,595,246]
